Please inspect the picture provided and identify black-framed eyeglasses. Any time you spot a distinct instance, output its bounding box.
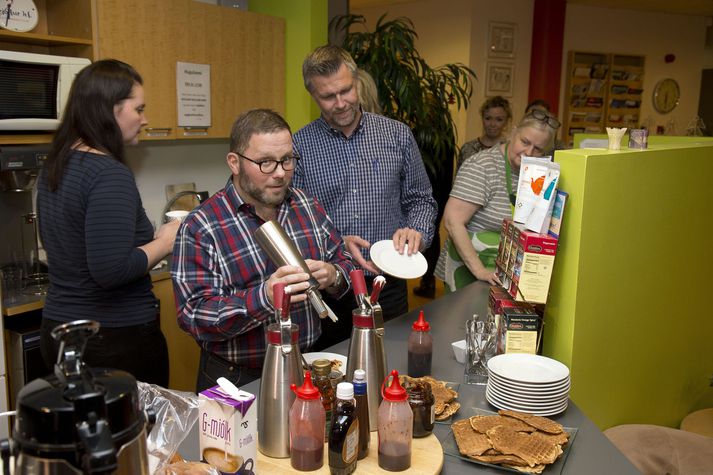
[528,109,561,129]
[235,152,300,174]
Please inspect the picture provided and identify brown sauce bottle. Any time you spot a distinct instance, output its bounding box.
[328,382,359,475]
[352,369,370,459]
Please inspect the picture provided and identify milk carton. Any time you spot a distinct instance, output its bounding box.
[199,386,257,474]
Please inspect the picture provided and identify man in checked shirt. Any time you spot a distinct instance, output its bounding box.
[293,45,437,349]
[171,109,354,392]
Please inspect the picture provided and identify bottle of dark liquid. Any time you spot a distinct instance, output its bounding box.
[313,359,335,442]
[328,382,359,475]
[378,370,413,471]
[352,369,370,459]
[408,310,433,377]
[289,370,325,471]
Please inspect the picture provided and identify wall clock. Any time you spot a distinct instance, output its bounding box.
[1,0,38,33]
[652,78,680,114]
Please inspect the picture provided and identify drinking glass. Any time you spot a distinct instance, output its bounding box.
[464,316,496,385]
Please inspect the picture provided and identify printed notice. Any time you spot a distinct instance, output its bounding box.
[177,62,211,127]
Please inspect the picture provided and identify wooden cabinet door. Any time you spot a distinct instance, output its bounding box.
[95,0,187,140]
[183,2,286,139]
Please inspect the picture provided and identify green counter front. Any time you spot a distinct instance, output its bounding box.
[543,140,713,429]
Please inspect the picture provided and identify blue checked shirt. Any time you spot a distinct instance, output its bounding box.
[171,179,354,368]
[293,112,437,273]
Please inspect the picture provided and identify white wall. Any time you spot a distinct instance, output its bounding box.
[562,4,707,135]
[125,140,231,225]
[354,0,709,144]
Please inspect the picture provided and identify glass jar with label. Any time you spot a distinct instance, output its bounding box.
[407,380,435,437]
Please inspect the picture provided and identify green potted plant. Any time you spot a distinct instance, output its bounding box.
[331,13,476,297]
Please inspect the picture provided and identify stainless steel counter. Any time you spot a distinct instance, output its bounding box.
[179,281,639,474]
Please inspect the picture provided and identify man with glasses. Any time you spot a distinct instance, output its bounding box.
[171,109,354,391]
[293,45,438,349]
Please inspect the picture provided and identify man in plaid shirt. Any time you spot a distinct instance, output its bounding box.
[171,109,354,392]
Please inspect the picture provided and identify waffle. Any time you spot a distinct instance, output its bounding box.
[452,419,492,456]
[471,453,529,465]
[499,409,565,435]
[452,410,570,473]
[486,425,562,467]
[470,415,537,434]
[436,401,461,421]
[504,463,547,473]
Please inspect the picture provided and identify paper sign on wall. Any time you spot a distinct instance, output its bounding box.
[177,62,211,127]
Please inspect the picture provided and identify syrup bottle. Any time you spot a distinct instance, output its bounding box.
[408,310,432,377]
[289,370,325,471]
[352,369,370,459]
[378,370,413,471]
[328,382,359,475]
[312,359,335,442]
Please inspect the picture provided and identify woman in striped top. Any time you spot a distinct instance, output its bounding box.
[435,111,560,292]
[37,59,179,386]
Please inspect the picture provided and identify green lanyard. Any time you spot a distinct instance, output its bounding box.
[503,144,515,213]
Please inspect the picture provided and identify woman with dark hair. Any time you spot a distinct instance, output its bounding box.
[37,59,178,386]
[457,96,512,169]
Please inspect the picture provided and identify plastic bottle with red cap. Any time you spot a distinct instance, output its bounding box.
[408,310,433,377]
[289,371,325,471]
[377,370,413,471]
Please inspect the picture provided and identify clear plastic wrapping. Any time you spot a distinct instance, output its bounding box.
[137,382,217,474]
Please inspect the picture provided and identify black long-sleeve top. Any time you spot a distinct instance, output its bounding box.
[37,150,157,327]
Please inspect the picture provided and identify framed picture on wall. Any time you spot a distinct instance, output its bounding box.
[486,62,514,97]
[488,22,517,59]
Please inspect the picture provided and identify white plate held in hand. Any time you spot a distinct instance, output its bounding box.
[369,240,427,279]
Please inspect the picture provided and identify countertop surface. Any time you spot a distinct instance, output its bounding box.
[179,281,640,474]
[1,260,171,317]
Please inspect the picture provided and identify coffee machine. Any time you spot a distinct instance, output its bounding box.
[0,145,50,295]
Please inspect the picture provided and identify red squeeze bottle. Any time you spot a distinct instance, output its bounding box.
[407,310,432,377]
[290,371,325,471]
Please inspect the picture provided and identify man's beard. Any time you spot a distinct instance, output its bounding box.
[237,165,287,208]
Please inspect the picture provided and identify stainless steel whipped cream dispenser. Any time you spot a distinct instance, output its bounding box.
[345,270,387,431]
[254,220,338,322]
[0,320,153,474]
[257,283,305,458]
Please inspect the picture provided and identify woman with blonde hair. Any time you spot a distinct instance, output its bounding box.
[436,110,560,291]
[356,68,383,115]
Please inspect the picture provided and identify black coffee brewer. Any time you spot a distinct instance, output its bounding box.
[0,320,155,474]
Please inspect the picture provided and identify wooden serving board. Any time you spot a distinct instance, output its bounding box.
[256,432,443,474]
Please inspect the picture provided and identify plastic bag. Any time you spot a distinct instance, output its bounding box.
[155,460,219,475]
[137,382,201,474]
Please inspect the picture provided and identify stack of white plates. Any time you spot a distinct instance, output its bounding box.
[485,353,570,416]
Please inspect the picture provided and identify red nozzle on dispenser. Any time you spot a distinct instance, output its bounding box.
[382,369,407,401]
[273,282,286,312]
[291,371,320,400]
[350,269,367,297]
[412,310,430,331]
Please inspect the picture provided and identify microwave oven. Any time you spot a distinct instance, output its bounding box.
[0,50,91,131]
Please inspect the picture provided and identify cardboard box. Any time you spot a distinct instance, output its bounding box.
[199,386,257,474]
[497,306,541,354]
[508,229,558,304]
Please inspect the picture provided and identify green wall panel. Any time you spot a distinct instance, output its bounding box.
[250,0,327,130]
[544,144,713,429]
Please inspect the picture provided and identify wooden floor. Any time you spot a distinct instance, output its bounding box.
[406,276,445,312]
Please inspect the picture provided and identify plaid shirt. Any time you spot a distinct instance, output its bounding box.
[292,112,437,274]
[171,178,354,368]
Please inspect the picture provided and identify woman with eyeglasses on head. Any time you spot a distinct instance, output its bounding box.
[457,96,512,169]
[36,59,178,386]
[435,109,560,291]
